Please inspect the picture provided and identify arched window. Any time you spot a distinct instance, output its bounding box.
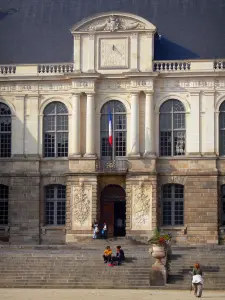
[159,100,186,156]
[100,100,126,159]
[219,101,225,155]
[43,102,68,157]
[221,185,225,225]
[0,103,11,157]
[0,184,9,225]
[162,184,184,226]
[45,185,66,225]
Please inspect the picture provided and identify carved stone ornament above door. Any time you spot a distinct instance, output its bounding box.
[71,12,156,33]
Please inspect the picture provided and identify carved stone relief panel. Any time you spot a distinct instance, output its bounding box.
[81,15,146,32]
[132,182,152,230]
[71,183,92,230]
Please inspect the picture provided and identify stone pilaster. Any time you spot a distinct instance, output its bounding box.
[66,175,97,243]
[126,174,157,237]
[71,93,81,157]
[130,92,140,156]
[144,92,155,156]
[84,93,96,157]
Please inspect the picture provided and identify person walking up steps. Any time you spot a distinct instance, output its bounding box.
[192,263,204,298]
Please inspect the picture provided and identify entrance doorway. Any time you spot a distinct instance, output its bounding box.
[100,184,126,237]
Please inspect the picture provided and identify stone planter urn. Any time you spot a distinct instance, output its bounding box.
[150,244,166,265]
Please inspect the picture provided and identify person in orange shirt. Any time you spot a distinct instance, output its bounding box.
[103,246,112,263]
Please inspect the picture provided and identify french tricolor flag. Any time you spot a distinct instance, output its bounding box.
[108,110,113,146]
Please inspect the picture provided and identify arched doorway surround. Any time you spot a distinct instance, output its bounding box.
[100,184,126,237]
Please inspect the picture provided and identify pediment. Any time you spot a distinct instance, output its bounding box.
[71,12,156,33]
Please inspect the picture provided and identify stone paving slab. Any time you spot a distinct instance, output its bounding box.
[0,289,225,300]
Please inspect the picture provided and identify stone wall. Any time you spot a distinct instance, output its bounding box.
[9,175,40,244]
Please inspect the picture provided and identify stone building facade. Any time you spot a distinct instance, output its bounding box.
[0,9,225,245]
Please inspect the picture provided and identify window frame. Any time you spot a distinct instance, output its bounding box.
[45,184,66,226]
[159,99,186,157]
[100,100,127,160]
[161,184,184,226]
[0,184,9,225]
[43,102,68,158]
[0,102,11,158]
[219,102,225,156]
[221,185,225,226]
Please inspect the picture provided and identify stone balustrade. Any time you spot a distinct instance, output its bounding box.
[38,63,74,74]
[154,61,191,72]
[214,60,225,70]
[1,60,225,77]
[0,65,16,75]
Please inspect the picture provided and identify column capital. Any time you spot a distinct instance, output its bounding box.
[145,91,154,96]
[86,92,95,96]
[71,93,81,99]
[130,91,139,96]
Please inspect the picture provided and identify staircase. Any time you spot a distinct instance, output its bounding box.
[0,239,225,289]
[166,245,225,290]
[0,238,152,289]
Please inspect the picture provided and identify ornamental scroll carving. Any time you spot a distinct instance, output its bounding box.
[71,183,92,228]
[132,183,152,230]
[86,15,145,32]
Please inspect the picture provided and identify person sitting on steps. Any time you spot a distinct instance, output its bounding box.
[103,246,112,263]
[111,246,125,265]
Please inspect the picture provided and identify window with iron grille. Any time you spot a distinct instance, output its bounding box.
[219,102,225,155]
[0,103,11,158]
[221,185,225,226]
[159,100,186,156]
[100,100,126,159]
[43,102,68,157]
[0,184,9,225]
[162,184,184,226]
[45,185,66,225]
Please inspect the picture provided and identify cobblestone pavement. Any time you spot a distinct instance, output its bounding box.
[0,289,225,300]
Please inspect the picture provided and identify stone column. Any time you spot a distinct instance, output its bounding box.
[85,93,95,157]
[144,92,155,156]
[12,95,25,156]
[186,92,200,155]
[130,92,140,156]
[200,91,206,154]
[71,93,81,157]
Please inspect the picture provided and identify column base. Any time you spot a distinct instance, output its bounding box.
[128,153,141,158]
[83,153,97,159]
[143,151,156,158]
[69,154,82,159]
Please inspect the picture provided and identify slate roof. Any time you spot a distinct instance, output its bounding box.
[0,0,225,64]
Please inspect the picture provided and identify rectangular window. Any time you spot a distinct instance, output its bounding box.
[45,201,54,225]
[160,132,172,156]
[162,184,184,226]
[163,201,172,225]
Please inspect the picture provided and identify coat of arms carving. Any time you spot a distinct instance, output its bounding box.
[72,183,92,226]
